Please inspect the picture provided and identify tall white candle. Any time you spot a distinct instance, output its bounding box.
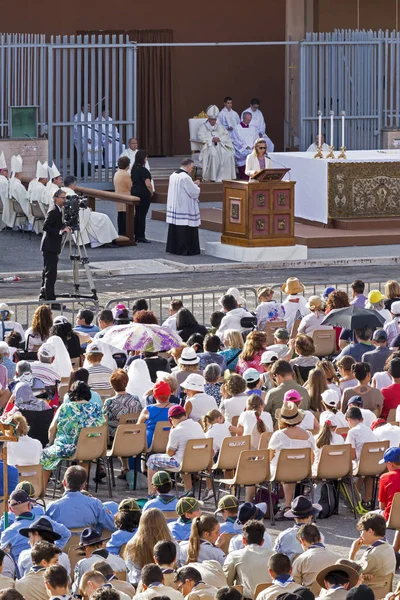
[318,110,322,147]
[330,111,334,146]
[341,111,345,147]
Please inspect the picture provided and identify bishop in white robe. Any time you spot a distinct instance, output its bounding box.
[8,155,33,228]
[241,100,274,152]
[0,152,9,230]
[97,109,124,168]
[231,112,259,179]
[218,97,240,138]
[198,105,236,182]
[26,162,49,234]
[62,177,118,248]
[307,134,330,153]
[73,105,100,170]
[166,158,201,256]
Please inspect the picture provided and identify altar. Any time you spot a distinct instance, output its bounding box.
[271,150,400,225]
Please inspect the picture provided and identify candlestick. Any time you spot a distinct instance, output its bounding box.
[330,111,334,146]
[341,111,345,148]
[314,110,324,158]
[326,110,335,159]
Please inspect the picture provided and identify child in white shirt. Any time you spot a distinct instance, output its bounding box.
[236,394,273,449]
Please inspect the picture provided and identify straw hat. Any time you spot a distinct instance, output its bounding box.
[178,347,200,365]
[316,562,359,590]
[281,278,305,295]
[279,401,304,425]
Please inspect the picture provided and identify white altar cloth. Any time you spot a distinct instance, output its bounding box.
[270,150,400,224]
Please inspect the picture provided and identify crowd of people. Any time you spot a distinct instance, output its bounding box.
[0,277,399,600]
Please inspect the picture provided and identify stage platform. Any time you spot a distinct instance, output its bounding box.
[152,206,400,248]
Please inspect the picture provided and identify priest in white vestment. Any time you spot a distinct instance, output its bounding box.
[8,155,33,229]
[166,157,201,256]
[42,163,63,211]
[218,96,240,138]
[62,175,118,248]
[198,105,236,182]
[27,161,48,234]
[231,112,259,180]
[241,98,274,152]
[119,137,154,190]
[96,106,124,168]
[307,134,330,153]
[0,152,9,230]
[73,104,100,174]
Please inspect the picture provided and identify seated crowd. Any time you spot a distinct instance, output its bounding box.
[0,278,399,600]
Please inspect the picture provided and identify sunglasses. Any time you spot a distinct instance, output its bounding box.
[258,146,266,149]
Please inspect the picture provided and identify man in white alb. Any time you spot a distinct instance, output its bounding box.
[96,104,124,168]
[27,161,49,234]
[197,105,236,182]
[231,112,259,180]
[42,163,63,210]
[166,158,201,256]
[307,134,330,153]
[73,103,99,175]
[0,152,9,229]
[218,96,240,138]
[241,98,274,152]
[8,155,33,228]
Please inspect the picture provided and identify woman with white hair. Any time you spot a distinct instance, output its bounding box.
[4,412,43,466]
[365,290,392,324]
[245,138,272,178]
[0,341,16,379]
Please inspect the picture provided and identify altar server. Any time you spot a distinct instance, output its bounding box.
[198,105,236,182]
[218,97,240,137]
[166,158,201,256]
[27,161,49,234]
[9,155,33,227]
[97,105,124,168]
[307,134,330,153]
[42,163,62,210]
[62,175,118,248]
[0,152,9,229]
[241,98,274,152]
[231,112,259,179]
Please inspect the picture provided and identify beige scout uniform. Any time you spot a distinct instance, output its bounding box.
[292,546,341,591]
[223,544,273,599]
[190,561,227,589]
[186,581,219,600]
[16,568,48,600]
[258,580,301,600]
[0,574,15,591]
[316,587,348,600]
[358,540,396,595]
[134,583,184,600]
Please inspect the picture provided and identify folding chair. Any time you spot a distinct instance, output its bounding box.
[335,427,349,440]
[271,447,312,525]
[147,421,171,453]
[218,449,272,515]
[106,423,147,494]
[213,435,251,474]
[290,319,301,339]
[312,329,337,357]
[169,438,214,502]
[254,583,272,599]
[16,464,46,507]
[11,198,28,233]
[119,413,140,425]
[312,444,355,516]
[353,440,389,508]
[257,431,273,449]
[263,321,287,346]
[97,387,114,402]
[29,200,45,239]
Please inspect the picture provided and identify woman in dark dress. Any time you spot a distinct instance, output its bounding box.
[131,149,153,243]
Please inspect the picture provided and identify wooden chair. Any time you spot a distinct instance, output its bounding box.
[218,450,272,514]
[213,435,251,474]
[257,431,273,449]
[335,427,349,439]
[264,321,286,346]
[254,583,272,599]
[312,329,337,357]
[290,319,301,339]
[353,440,389,508]
[119,412,140,425]
[106,423,147,494]
[16,464,45,505]
[271,447,312,525]
[97,387,114,402]
[169,438,214,502]
[312,444,354,516]
[147,421,171,453]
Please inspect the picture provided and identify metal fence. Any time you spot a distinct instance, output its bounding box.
[300,30,400,150]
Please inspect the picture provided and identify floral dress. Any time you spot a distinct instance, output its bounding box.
[40,401,105,471]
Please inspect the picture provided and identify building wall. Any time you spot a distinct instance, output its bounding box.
[0,1,286,155]
[315,0,399,31]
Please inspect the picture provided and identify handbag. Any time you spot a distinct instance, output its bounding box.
[15,335,38,362]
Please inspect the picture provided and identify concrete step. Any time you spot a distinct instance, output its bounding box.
[332,217,400,230]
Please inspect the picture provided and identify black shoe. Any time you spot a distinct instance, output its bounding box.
[137,238,151,243]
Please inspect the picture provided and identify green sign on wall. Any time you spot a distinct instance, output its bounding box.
[9,106,38,139]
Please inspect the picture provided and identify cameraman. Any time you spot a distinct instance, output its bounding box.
[39,189,71,301]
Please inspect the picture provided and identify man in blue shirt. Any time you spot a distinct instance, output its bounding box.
[46,466,116,533]
[0,490,70,561]
[0,461,19,518]
[0,481,45,531]
[74,310,100,337]
[336,328,374,363]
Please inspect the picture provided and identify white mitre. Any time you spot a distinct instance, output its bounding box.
[0,152,7,170]
[48,162,61,179]
[36,161,49,179]
[206,105,220,118]
[10,154,23,173]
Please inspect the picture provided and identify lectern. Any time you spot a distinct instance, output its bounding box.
[222,169,296,247]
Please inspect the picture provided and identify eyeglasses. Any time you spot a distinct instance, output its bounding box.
[257,146,266,149]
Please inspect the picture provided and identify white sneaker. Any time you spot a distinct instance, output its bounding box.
[202,489,215,502]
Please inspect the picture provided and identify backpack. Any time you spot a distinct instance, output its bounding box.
[339,481,369,515]
[317,481,336,519]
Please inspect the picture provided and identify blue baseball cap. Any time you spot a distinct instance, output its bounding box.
[348,395,363,407]
[379,447,400,464]
[323,286,335,298]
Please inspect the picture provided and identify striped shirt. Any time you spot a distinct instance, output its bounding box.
[87,364,113,390]
[30,361,61,386]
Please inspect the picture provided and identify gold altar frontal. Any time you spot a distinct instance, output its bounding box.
[328,161,400,220]
[222,179,296,247]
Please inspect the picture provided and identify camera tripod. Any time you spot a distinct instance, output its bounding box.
[59,228,98,302]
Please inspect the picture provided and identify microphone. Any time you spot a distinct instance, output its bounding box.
[266,154,291,180]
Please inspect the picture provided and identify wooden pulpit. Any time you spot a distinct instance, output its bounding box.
[222,169,296,247]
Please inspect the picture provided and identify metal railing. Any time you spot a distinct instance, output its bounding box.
[2,299,96,331]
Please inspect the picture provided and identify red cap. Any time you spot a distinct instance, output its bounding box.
[371,418,386,431]
[168,405,186,419]
[153,381,171,400]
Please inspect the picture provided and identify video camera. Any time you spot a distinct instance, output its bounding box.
[64,194,88,231]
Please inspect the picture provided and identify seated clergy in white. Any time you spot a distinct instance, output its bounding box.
[166,158,201,256]
[241,98,274,152]
[245,138,272,178]
[9,155,33,228]
[62,175,118,248]
[307,134,330,153]
[27,161,48,233]
[197,105,236,182]
[231,112,259,180]
[218,96,240,138]
[42,162,63,209]
[0,152,10,229]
